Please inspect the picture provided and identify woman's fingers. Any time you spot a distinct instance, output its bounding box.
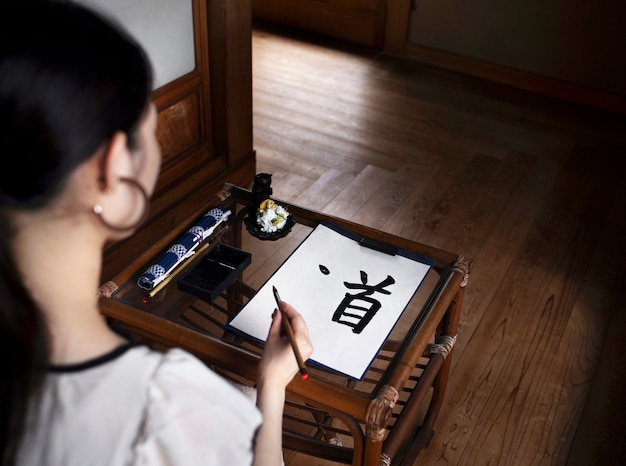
[275,301,313,358]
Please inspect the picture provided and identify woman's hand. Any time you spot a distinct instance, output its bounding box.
[253,302,313,465]
[257,301,313,390]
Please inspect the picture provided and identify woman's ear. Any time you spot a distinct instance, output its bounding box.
[100,131,130,191]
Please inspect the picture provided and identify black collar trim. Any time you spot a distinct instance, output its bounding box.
[48,343,137,373]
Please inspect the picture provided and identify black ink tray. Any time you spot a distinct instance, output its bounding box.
[177,244,251,303]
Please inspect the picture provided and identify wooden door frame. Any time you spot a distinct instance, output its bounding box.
[102,0,256,282]
[383,0,625,115]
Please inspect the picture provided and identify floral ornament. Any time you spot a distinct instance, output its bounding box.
[257,199,290,233]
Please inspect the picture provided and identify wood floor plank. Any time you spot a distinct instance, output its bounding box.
[425,150,537,258]
[518,149,626,465]
[254,80,509,164]
[402,153,502,251]
[250,23,626,466]
[380,156,465,241]
[565,166,626,466]
[255,142,330,182]
[254,103,407,172]
[254,125,368,176]
[417,146,624,465]
[347,161,436,230]
[253,33,537,162]
[322,163,393,219]
[293,168,356,212]
[254,72,512,162]
[254,84,471,167]
[450,154,562,357]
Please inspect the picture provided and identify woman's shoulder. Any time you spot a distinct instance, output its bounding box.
[145,347,251,397]
[129,346,262,464]
[125,345,256,405]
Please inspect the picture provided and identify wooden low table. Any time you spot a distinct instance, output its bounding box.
[99,183,473,466]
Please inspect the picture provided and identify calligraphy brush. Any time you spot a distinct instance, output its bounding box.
[272,286,309,380]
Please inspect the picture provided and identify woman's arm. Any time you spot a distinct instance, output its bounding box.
[253,302,313,465]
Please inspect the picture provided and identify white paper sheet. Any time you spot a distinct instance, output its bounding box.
[226,223,432,379]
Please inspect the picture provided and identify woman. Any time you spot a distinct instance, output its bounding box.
[0,1,312,465]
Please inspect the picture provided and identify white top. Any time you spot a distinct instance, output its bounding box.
[17,345,262,466]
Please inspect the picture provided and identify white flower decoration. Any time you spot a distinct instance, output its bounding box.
[256,199,290,233]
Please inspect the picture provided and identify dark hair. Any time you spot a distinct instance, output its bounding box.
[0,1,153,463]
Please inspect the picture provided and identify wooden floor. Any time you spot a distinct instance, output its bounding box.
[250,22,626,466]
